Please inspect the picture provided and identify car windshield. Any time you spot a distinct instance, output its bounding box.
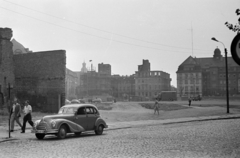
[58,107,77,114]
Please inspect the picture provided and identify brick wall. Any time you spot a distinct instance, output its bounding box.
[13,50,66,113]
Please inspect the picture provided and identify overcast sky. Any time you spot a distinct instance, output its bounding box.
[1,0,239,87]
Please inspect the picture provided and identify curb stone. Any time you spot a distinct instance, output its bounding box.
[1,114,240,143]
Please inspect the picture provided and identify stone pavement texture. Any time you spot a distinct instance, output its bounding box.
[1,104,240,143]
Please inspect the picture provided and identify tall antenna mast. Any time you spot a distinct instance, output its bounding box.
[191,22,194,56]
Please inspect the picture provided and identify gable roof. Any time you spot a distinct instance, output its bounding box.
[177,54,239,73]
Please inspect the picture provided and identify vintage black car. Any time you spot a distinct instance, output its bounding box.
[32,104,108,140]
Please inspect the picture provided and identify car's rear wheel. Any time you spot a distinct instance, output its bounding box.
[95,125,104,135]
[35,134,45,140]
[58,125,67,139]
[74,132,82,136]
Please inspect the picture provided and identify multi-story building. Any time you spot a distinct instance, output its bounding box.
[65,68,79,100]
[98,63,111,75]
[176,47,240,98]
[78,60,172,101]
[135,60,172,100]
[78,63,112,98]
[111,75,135,100]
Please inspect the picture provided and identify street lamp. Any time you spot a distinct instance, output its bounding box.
[211,37,229,113]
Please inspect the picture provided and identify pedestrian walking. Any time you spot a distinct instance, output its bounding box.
[188,97,192,106]
[21,100,34,133]
[10,98,22,132]
[153,99,160,115]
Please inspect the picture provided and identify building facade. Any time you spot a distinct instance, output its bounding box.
[14,50,66,113]
[78,60,172,101]
[176,48,240,98]
[111,75,135,100]
[135,60,172,100]
[78,63,112,99]
[65,68,79,100]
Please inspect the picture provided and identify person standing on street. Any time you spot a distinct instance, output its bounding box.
[153,99,160,115]
[188,97,192,106]
[21,100,34,133]
[10,98,22,132]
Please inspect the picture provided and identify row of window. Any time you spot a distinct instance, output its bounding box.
[136,78,162,83]
[178,79,201,84]
[136,72,162,77]
[219,74,240,78]
[177,73,202,78]
[137,85,161,90]
[219,80,239,84]
[179,86,200,91]
[136,92,156,97]
[204,87,238,92]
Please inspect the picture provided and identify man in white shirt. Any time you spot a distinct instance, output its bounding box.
[21,100,34,133]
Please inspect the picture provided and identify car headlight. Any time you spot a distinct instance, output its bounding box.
[50,120,56,128]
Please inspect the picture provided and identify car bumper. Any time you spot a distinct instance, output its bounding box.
[32,129,58,134]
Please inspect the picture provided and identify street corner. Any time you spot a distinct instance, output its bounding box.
[0,136,18,143]
[0,127,34,143]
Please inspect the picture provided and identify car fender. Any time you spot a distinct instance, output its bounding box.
[54,119,85,133]
[95,118,108,129]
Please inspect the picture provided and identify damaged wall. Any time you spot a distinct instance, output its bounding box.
[13,50,66,113]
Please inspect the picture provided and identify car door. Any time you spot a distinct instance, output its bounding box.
[75,107,88,130]
[85,107,98,130]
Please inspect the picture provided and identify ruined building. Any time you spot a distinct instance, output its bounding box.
[0,28,15,107]
[135,60,172,100]
[0,27,66,113]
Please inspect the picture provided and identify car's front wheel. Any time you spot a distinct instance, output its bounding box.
[58,125,67,139]
[95,125,104,135]
[35,133,45,140]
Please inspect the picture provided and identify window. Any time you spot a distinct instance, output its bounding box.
[92,108,98,114]
[86,107,94,114]
[196,87,199,91]
[77,107,86,115]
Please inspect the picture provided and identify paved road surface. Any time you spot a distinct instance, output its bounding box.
[0,119,239,158]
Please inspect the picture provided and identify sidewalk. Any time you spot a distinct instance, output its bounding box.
[1,105,240,143]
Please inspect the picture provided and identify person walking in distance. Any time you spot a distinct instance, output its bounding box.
[21,100,34,133]
[10,98,22,132]
[188,97,192,106]
[154,99,160,115]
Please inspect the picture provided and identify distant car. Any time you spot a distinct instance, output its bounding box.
[65,99,71,104]
[71,99,80,104]
[192,95,202,101]
[78,99,85,103]
[32,104,108,140]
[93,98,102,103]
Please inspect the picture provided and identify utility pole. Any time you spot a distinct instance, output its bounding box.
[8,83,13,138]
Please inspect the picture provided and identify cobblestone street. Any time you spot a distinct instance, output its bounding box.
[1,119,240,158]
